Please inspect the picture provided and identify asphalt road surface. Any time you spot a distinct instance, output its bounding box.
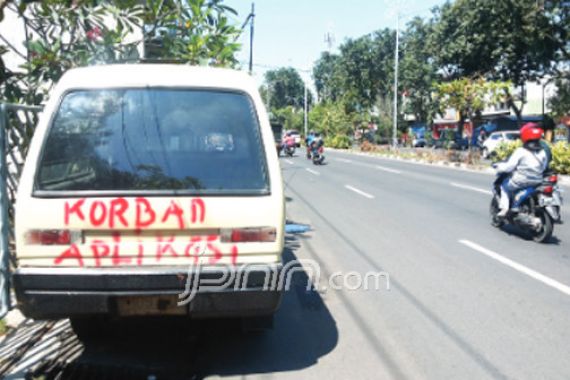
[2,149,570,379]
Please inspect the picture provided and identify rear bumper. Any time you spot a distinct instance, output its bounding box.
[14,264,283,320]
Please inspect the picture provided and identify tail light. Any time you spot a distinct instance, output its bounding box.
[548,175,558,184]
[221,227,277,243]
[25,230,81,245]
[542,185,554,195]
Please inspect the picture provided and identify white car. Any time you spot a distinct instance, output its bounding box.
[482,131,520,158]
[14,64,285,338]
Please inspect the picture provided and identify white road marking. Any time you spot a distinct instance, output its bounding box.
[306,168,320,176]
[460,239,570,297]
[337,158,353,163]
[284,159,294,165]
[345,185,375,199]
[450,182,492,195]
[376,165,402,174]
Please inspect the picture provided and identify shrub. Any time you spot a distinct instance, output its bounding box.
[491,140,522,163]
[326,134,352,149]
[360,140,377,152]
[551,141,570,175]
[492,140,570,174]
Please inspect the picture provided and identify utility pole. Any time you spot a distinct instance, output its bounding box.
[392,11,400,148]
[249,3,255,75]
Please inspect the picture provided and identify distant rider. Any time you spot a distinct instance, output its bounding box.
[282,132,295,151]
[305,131,315,159]
[493,123,548,217]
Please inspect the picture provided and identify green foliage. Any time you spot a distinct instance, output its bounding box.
[260,67,311,111]
[143,0,241,66]
[550,141,570,175]
[271,106,303,133]
[431,0,556,85]
[434,78,510,118]
[491,140,523,163]
[312,51,343,102]
[2,1,144,103]
[309,101,353,137]
[549,78,570,120]
[326,134,351,149]
[1,0,242,104]
[492,140,570,175]
[430,0,557,118]
[433,77,511,135]
[400,17,438,124]
[0,318,6,336]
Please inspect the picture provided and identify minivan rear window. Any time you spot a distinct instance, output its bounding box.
[35,89,269,195]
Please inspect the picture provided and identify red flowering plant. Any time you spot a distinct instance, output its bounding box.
[1,1,142,104]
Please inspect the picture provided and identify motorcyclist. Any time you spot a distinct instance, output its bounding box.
[494,123,548,217]
[281,132,295,152]
[305,131,315,159]
[310,132,325,160]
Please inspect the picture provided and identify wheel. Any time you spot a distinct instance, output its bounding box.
[490,197,504,228]
[533,210,553,243]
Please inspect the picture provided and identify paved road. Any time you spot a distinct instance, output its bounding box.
[2,149,569,379]
[278,149,570,379]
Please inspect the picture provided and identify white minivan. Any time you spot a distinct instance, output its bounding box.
[13,64,285,336]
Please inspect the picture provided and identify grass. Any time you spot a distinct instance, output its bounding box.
[0,318,6,336]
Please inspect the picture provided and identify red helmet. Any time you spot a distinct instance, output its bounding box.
[520,123,543,143]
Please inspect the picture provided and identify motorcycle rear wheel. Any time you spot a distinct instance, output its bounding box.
[532,210,553,243]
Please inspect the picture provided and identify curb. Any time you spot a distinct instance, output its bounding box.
[328,147,495,176]
[329,148,570,186]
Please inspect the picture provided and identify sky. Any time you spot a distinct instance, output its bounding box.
[225,0,447,88]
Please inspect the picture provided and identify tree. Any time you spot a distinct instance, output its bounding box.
[433,77,511,136]
[312,51,342,102]
[1,0,142,104]
[335,29,396,112]
[544,0,570,77]
[549,78,570,119]
[430,0,558,120]
[1,0,242,104]
[400,17,439,124]
[261,67,310,111]
[309,101,353,138]
[143,0,241,66]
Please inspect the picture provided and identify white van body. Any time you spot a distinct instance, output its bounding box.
[14,64,285,321]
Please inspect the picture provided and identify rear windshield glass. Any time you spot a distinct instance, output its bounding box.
[35,89,269,194]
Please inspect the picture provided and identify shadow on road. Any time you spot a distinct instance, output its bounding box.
[500,224,561,245]
[1,230,338,380]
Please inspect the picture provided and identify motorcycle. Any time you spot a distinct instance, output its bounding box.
[544,171,564,224]
[284,144,296,157]
[490,172,560,243]
[311,145,325,165]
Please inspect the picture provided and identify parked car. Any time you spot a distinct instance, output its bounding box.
[482,131,520,158]
[412,137,427,147]
[432,130,469,150]
[14,64,285,339]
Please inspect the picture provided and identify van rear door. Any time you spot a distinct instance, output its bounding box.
[17,88,283,267]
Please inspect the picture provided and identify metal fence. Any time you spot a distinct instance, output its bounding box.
[0,103,42,318]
